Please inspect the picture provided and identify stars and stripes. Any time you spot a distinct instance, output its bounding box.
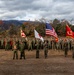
[46,23,58,38]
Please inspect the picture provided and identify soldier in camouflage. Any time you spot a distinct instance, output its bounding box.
[63,39,68,57]
[35,39,40,58]
[19,41,25,59]
[72,40,74,59]
[43,40,48,58]
[13,42,18,59]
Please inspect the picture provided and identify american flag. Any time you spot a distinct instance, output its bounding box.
[46,23,58,38]
[21,30,26,38]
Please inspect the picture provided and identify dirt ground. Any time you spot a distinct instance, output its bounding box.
[0,50,74,75]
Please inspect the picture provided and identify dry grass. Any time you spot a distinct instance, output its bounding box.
[0,50,74,75]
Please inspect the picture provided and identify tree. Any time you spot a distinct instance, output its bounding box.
[35,22,45,36]
[8,24,17,37]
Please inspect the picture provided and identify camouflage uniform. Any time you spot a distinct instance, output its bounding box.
[58,39,63,50]
[5,40,11,50]
[43,41,48,58]
[10,39,13,49]
[0,40,1,49]
[31,39,35,49]
[68,39,72,50]
[28,40,32,51]
[41,41,44,49]
[47,40,51,49]
[51,39,56,50]
[1,39,4,49]
[19,41,25,59]
[16,40,20,50]
[13,44,18,59]
[38,40,42,49]
[22,39,28,49]
[72,41,74,59]
[35,39,39,58]
[63,39,68,57]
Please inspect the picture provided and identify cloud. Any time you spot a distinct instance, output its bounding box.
[0,0,74,22]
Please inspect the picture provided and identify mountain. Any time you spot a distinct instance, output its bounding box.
[0,20,30,30]
[1,20,27,25]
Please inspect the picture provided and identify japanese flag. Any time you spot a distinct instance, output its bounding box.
[34,29,44,42]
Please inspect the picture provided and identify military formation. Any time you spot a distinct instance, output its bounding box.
[0,37,74,59]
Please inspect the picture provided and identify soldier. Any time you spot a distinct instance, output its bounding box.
[41,40,44,49]
[16,39,20,50]
[3,38,7,50]
[38,40,42,49]
[35,39,39,58]
[28,39,32,51]
[19,41,25,59]
[43,40,48,58]
[13,43,18,59]
[54,38,58,50]
[24,39,28,49]
[59,38,63,50]
[51,39,56,50]
[0,38,3,49]
[72,40,74,59]
[68,39,72,50]
[50,39,52,49]
[5,39,9,50]
[47,40,51,49]
[50,39,53,49]
[10,38,13,49]
[31,39,35,49]
[0,39,1,49]
[63,39,68,57]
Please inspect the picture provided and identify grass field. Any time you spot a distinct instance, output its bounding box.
[0,50,74,75]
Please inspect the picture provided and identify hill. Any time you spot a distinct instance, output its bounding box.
[0,20,30,30]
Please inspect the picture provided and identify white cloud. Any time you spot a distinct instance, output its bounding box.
[0,0,74,21]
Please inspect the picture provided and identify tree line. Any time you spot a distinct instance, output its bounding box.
[0,19,74,37]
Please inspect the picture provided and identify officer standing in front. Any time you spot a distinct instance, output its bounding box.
[13,42,18,59]
[19,41,25,59]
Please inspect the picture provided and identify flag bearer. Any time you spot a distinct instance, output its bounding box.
[43,40,48,58]
[35,39,39,58]
[19,41,25,59]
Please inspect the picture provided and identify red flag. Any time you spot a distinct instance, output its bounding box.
[21,30,26,38]
[66,24,74,38]
[73,32,74,38]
